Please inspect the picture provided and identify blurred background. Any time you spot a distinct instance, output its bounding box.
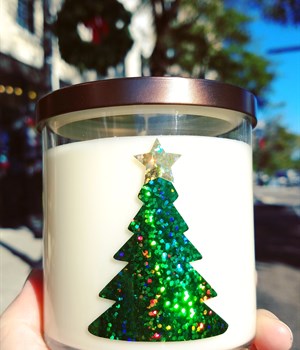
[0,0,299,348]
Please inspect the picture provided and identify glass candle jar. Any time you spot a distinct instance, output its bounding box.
[36,77,257,350]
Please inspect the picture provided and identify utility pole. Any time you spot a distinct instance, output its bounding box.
[267,46,300,54]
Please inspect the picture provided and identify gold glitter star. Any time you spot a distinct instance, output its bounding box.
[135,139,181,184]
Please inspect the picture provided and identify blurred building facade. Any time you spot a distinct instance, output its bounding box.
[0,0,98,233]
[1,1,44,232]
[0,0,154,233]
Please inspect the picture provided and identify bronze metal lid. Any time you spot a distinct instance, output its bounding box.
[36,77,257,129]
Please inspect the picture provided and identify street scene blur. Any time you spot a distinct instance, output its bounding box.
[1,0,299,348]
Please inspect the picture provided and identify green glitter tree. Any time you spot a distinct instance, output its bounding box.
[88,139,228,341]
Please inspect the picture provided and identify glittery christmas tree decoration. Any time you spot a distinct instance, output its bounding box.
[88,139,228,341]
[135,138,181,184]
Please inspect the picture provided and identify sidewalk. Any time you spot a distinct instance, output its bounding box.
[254,185,300,206]
[1,227,299,349]
[0,227,42,313]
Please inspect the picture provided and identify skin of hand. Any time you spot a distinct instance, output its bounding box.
[0,270,293,350]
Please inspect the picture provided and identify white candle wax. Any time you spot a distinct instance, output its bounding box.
[44,135,256,350]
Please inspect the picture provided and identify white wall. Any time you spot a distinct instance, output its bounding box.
[0,0,44,68]
[0,0,153,86]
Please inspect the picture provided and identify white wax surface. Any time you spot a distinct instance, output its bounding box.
[44,136,256,350]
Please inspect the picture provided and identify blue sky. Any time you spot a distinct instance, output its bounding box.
[249,17,300,134]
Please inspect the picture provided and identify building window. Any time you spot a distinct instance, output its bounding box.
[17,0,35,33]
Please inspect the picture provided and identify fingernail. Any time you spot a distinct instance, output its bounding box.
[277,320,293,349]
[260,309,279,320]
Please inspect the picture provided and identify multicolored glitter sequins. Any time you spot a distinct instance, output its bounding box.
[88,139,228,341]
[135,138,181,184]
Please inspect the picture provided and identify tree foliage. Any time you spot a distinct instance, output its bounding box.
[250,0,300,25]
[253,118,300,174]
[141,0,274,104]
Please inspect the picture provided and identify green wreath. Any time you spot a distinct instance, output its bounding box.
[55,0,133,74]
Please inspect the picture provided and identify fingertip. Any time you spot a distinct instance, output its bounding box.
[25,269,44,305]
[26,268,43,284]
[2,269,44,331]
[257,309,279,320]
[255,309,293,350]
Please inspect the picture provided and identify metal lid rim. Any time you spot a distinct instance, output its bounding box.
[36,77,257,128]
